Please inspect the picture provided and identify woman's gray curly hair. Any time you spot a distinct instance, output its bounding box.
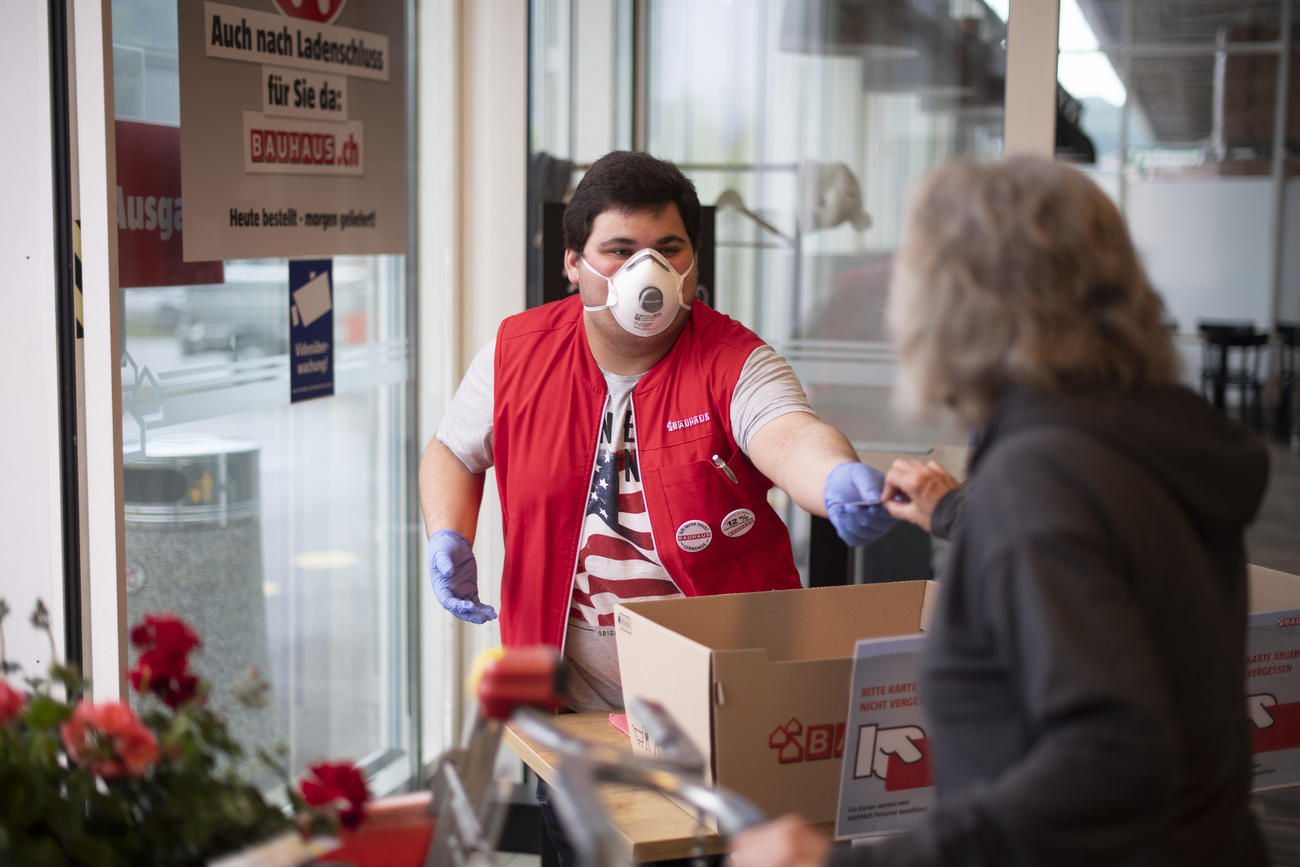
[887,154,1180,428]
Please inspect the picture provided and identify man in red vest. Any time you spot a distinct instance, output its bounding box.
[419,151,892,713]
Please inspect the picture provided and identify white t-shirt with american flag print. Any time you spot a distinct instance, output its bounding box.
[435,338,813,712]
[563,371,682,711]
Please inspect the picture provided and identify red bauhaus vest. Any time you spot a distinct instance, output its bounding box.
[492,296,801,648]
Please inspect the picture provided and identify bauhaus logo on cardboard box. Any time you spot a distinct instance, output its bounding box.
[769,718,845,763]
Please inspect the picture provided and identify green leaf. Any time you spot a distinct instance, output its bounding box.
[64,833,116,867]
[48,662,86,694]
[4,833,67,867]
[23,694,70,730]
[255,745,290,783]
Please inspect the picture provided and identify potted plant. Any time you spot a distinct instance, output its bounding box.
[0,600,371,866]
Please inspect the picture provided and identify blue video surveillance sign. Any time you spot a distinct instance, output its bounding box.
[289,258,334,402]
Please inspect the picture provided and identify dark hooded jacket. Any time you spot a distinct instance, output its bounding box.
[834,384,1270,867]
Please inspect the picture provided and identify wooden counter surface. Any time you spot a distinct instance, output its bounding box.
[503,712,729,864]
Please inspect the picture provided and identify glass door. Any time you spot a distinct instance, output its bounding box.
[112,0,415,792]
[1056,0,1300,575]
[642,0,1007,581]
[529,0,1010,582]
[643,0,1005,445]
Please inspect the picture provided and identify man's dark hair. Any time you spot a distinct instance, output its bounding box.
[563,151,702,254]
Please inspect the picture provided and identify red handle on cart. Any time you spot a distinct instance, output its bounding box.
[474,645,566,720]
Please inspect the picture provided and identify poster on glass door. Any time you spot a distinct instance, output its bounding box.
[116,121,225,288]
[289,259,334,402]
[177,0,406,261]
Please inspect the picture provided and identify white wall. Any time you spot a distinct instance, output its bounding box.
[1283,177,1300,324]
[1126,177,1276,332]
[416,0,527,755]
[73,0,127,701]
[0,3,67,674]
[455,0,527,738]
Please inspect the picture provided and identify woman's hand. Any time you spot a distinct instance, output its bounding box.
[882,460,960,533]
[728,815,830,867]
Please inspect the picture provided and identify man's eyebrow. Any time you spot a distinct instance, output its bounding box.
[596,234,687,247]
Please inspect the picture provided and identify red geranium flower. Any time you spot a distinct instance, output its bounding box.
[128,613,202,709]
[0,679,26,725]
[300,761,371,829]
[60,700,159,778]
[129,665,201,710]
[130,612,200,661]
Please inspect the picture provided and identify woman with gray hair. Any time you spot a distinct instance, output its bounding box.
[729,155,1270,866]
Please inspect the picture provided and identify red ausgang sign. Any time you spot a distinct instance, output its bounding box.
[270,0,349,24]
[115,121,223,289]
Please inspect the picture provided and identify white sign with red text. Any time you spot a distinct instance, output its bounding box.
[178,0,405,260]
[1246,599,1300,790]
[243,112,363,174]
[835,633,935,839]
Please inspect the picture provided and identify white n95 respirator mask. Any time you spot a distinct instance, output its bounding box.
[582,248,695,337]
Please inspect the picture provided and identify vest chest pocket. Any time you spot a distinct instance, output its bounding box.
[656,449,774,570]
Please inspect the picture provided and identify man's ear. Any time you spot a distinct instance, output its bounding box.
[563,248,581,286]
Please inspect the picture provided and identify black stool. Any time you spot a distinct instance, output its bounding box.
[1277,322,1299,447]
[1198,321,1268,431]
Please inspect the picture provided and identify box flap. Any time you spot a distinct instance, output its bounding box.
[1249,565,1300,615]
[919,580,941,632]
[619,581,932,662]
[614,603,716,780]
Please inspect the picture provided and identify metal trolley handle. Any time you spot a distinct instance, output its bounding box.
[514,697,766,866]
[426,649,764,867]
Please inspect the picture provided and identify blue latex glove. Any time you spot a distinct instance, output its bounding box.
[823,462,896,546]
[428,530,497,624]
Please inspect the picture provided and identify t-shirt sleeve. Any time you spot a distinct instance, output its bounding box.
[730,344,817,454]
[435,339,496,474]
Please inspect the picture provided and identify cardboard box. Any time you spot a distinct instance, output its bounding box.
[827,563,1300,836]
[614,567,1300,831]
[614,581,939,825]
[1247,564,1300,791]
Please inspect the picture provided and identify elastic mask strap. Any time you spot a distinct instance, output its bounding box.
[678,256,697,311]
[580,257,614,313]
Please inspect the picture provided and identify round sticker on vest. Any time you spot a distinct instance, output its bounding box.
[676,519,713,552]
[721,508,756,538]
